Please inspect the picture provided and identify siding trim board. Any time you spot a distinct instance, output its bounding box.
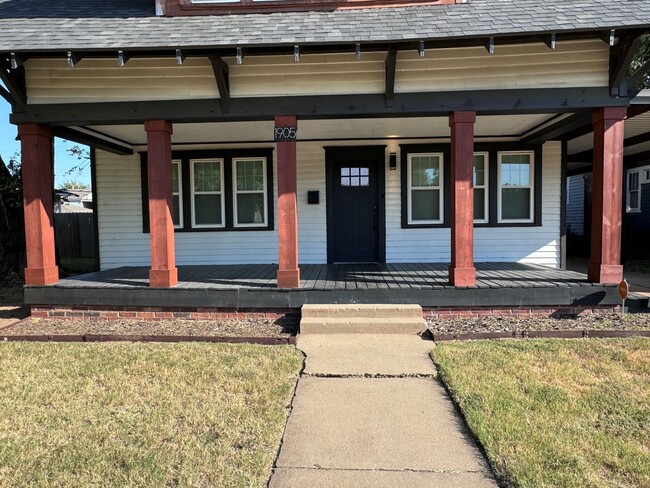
[140,148,275,233]
[400,142,543,229]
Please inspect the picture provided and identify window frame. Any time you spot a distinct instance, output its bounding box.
[190,158,226,229]
[473,152,489,224]
[626,169,641,213]
[171,159,184,229]
[406,152,445,225]
[497,150,535,224]
[232,157,269,228]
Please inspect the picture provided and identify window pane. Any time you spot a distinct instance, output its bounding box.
[501,188,531,220]
[194,194,222,225]
[411,156,440,187]
[237,193,265,224]
[172,195,181,226]
[629,190,640,210]
[473,155,485,186]
[500,154,531,186]
[411,189,440,221]
[172,164,180,193]
[474,188,485,220]
[194,161,221,192]
[236,159,264,191]
[629,172,639,191]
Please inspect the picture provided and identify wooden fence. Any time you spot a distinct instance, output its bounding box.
[54,213,95,260]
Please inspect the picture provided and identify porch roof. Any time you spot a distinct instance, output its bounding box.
[1,0,649,52]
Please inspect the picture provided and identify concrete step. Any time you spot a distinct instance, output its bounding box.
[300,317,426,335]
[301,304,423,319]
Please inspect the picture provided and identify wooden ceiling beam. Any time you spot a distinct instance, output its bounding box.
[385,46,397,108]
[207,53,230,113]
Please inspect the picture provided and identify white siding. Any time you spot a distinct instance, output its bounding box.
[27,40,607,104]
[566,175,585,236]
[96,140,562,269]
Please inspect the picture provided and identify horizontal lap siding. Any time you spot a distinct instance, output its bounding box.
[397,40,607,92]
[27,41,607,104]
[97,140,561,269]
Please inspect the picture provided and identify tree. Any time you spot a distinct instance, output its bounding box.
[629,36,650,90]
[0,154,25,276]
[60,180,90,190]
[65,145,91,176]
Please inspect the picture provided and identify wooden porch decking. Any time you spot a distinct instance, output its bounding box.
[52,262,595,291]
[24,263,622,310]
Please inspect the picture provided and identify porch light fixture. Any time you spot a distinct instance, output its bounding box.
[389,153,397,170]
[236,47,244,65]
[418,40,425,58]
[355,43,361,60]
[294,45,300,63]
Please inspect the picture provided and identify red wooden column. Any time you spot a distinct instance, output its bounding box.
[588,107,626,284]
[19,124,59,285]
[145,120,178,288]
[276,116,300,288]
[449,111,477,287]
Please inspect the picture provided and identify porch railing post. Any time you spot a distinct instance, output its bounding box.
[144,119,178,288]
[588,107,626,284]
[18,123,59,285]
[449,111,477,287]
[276,115,300,288]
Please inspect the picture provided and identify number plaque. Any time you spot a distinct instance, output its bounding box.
[274,126,297,141]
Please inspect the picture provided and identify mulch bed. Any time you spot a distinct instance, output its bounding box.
[2,317,298,342]
[428,314,650,342]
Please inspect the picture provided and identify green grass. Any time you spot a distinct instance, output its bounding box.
[0,342,303,487]
[432,338,650,488]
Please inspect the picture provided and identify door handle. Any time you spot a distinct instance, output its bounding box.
[373,205,378,231]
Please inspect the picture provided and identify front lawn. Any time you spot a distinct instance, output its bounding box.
[0,342,303,487]
[432,338,650,487]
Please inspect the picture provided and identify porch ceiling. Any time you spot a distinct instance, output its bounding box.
[86,114,555,147]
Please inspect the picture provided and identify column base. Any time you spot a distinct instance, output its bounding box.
[588,263,623,284]
[25,266,59,286]
[150,268,178,288]
[277,269,301,289]
[449,266,476,287]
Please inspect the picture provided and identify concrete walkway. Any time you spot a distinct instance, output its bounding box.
[269,335,497,487]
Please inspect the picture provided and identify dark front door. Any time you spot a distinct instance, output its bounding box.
[326,147,385,263]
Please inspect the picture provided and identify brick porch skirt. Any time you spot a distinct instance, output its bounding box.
[30,305,619,321]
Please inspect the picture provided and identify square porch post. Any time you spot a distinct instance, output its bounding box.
[144,119,178,288]
[276,116,300,288]
[449,111,476,286]
[588,107,626,284]
[18,124,59,285]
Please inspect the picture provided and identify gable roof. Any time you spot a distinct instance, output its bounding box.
[0,0,648,52]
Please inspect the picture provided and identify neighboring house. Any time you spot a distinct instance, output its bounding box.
[1,0,649,297]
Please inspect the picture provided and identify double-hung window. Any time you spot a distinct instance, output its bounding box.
[407,153,443,224]
[233,158,268,227]
[171,160,183,229]
[627,170,641,213]
[498,151,534,223]
[473,152,489,223]
[190,159,225,228]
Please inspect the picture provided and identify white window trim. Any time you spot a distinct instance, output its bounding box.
[407,153,444,225]
[473,152,489,224]
[172,160,184,229]
[232,157,269,228]
[497,151,535,224]
[190,159,226,229]
[627,169,641,213]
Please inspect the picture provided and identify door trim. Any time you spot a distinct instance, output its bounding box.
[325,145,386,264]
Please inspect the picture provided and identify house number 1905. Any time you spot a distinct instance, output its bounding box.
[274,127,297,141]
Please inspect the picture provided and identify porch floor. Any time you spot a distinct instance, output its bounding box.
[24,262,622,310]
[54,262,595,291]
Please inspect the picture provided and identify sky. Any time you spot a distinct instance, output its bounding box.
[0,97,91,188]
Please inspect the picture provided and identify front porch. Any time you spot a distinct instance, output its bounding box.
[25,263,621,310]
